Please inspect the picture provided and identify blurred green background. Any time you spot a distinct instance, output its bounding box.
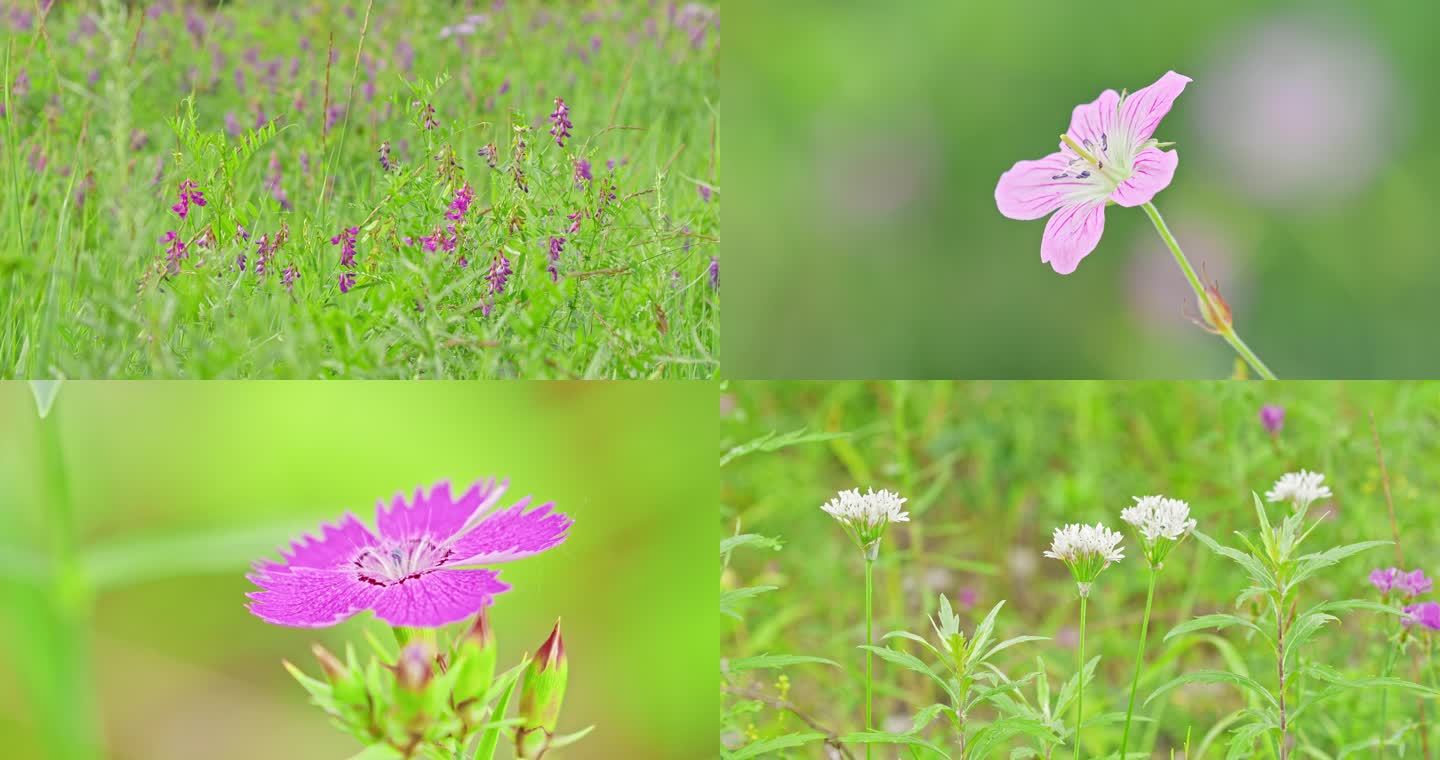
[721,381,1440,755]
[0,381,716,759]
[727,0,1440,378]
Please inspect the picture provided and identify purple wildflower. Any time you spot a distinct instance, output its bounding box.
[237,223,251,242]
[1400,569,1434,597]
[379,140,393,172]
[478,143,498,169]
[236,252,247,272]
[338,271,356,294]
[171,179,207,220]
[487,251,512,295]
[446,184,475,223]
[574,158,592,185]
[549,98,572,147]
[247,479,570,627]
[547,236,565,282]
[266,153,292,211]
[566,210,584,234]
[330,226,359,268]
[161,231,187,274]
[697,182,712,203]
[498,78,510,95]
[420,101,439,131]
[708,256,719,289]
[254,234,273,276]
[282,264,299,292]
[1405,602,1440,631]
[1260,405,1285,434]
[1371,567,1400,594]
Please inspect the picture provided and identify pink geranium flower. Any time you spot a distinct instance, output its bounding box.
[247,478,571,628]
[995,71,1191,274]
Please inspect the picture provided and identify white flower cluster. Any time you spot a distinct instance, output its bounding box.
[1043,522,1125,565]
[820,488,910,530]
[1121,495,1196,542]
[1264,470,1332,510]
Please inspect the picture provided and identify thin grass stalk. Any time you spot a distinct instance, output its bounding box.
[1120,569,1158,758]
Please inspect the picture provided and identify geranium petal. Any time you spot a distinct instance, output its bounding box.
[1120,71,1191,144]
[1110,147,1179,207]
[1064,88,1121,151]
[246,567,382,628]
[995,151,1097,221]
[1041,201,1107,275]
[256,512,377,575]
[375,478,508,543]
[370,568,511,627]
[447,498,572,564]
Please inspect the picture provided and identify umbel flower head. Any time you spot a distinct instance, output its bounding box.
[820,487,909,559]
[248,478,571,628]
[1120,495,1196,568]
[1044,522,1125,596]
[1264,469,1332,512]
[995,71,1190,274]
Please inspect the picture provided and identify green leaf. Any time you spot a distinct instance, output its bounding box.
[721,585,778,619]
[909,703,952,733]
[1194,531,1276,590]
[726,732,827,759]
[967,717,1061,758]
[345,746,403,760]
[720,428,850,467]
[882,630,946,663]
[726,654,840,673]
[720,533,783,564]
[838,731,952,758]
[982,636,1050,663]
[1146,670,1277,708]
[1288,541,1392,590]
[472,660,524,760]
[1165,613,1267,644]
[80,519,329,590]
[546,725,596,750]
[966,600,1006,669]
[859,645,958,703]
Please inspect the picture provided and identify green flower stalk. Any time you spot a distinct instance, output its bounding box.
[820,487,910,758]
[1117,495,1196,758]
[516,620,569,760]
[1044,522,1125,759]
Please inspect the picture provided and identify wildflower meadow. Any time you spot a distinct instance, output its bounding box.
[1,0,718,378]
[722,381,1440,758]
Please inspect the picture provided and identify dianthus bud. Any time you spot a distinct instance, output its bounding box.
[515,620,568,759]
[396,640,434,693]
[453,610,499,718]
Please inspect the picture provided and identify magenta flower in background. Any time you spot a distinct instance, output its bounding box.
[1399,569,1433,597]
[549,97,572,147]
[1260,405,1285,434]
[487,251,513,295]
[248,478,571,628]
[995,71,1190,274]
[338,271,356,293]
[708,256,719,290]
[1371,567,1401,594]
[161,230,187,274]
[574,158,592,185]
[171,179,207,220]
[697,182,712,203]
[330,226,359,267]
[1404,602,1440,631]
[282,264,299,292]
[547,236,565,282]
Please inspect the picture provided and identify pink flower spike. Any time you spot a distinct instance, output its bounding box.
[247,477,572,628]
[996,71,1191,274]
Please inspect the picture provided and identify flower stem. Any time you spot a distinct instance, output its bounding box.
[864,557,875,760]
[1379,628,1404,760]
[1120,569,1158,758]
[1139,201,1278,380]
[1074,592,1088,760]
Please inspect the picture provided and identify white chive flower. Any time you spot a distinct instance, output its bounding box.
[1264,470,1332,512]
[1121,495,1196,567]
[821,487,909,559]
[1044,522,1125,595]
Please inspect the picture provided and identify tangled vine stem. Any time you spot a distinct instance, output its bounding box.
[1140,201,1278,380]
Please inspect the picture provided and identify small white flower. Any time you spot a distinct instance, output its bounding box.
[1121,495,1196,542]
[821,487,909,557]
[1265,470,1333,511]
[1044,522,1125,565]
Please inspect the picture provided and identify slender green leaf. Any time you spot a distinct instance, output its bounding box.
[726,654,840,673]
[726,732,827,759]
[1146,670,1277,708]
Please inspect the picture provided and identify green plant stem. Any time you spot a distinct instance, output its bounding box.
[1139,201,1278,380]
[1075,591,1088,760]
[864,556,875,760]
[1379,628,1404,760]
[1120,569,1158,758]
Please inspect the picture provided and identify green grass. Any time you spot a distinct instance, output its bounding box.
[1,0,718,378]
[722,381,1440,757]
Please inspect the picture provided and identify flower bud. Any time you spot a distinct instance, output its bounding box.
[515,620,568,759]
[396,640,434,693]
[1197,280,1233,335]
[453,610,499,719]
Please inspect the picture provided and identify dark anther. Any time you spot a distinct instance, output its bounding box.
[1076,170,1091,179]
[1101,132,1108,151]
[1051,173,1069,180]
